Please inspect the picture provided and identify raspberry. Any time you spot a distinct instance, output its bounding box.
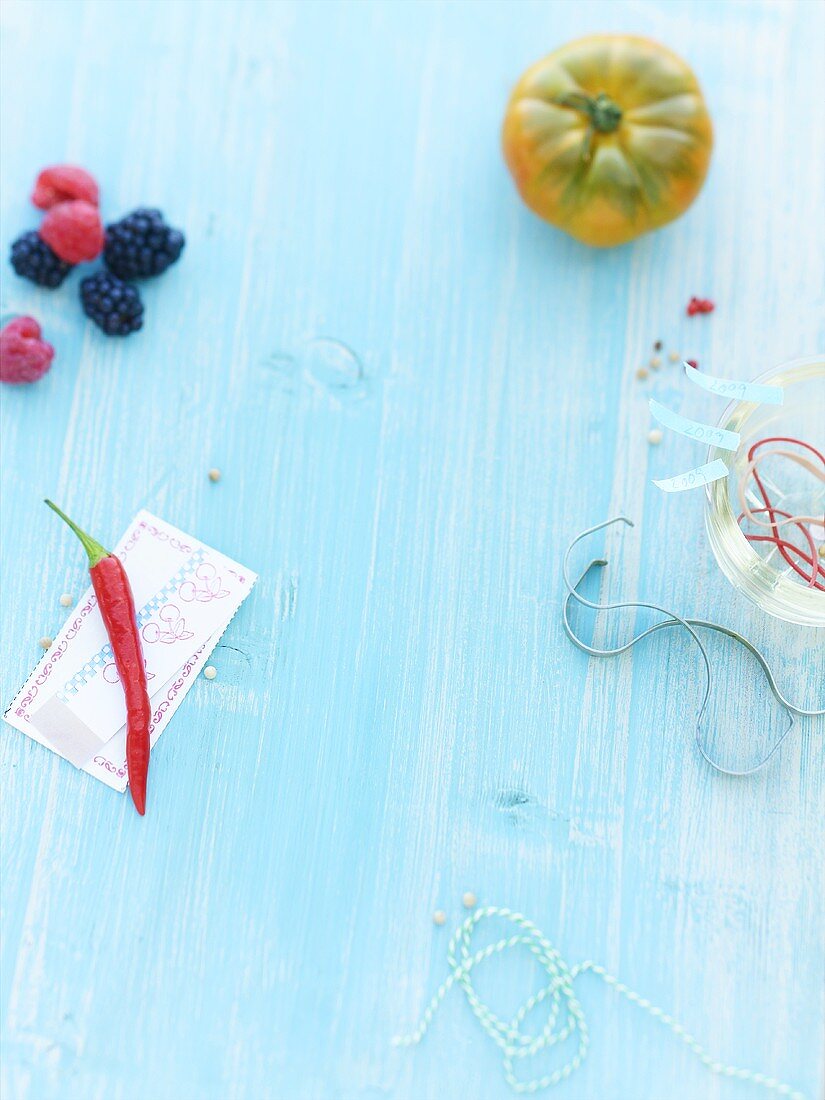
[80,271,144,336]
[40,200,105,264]
[0,316,55,384]
[31,165,99,210]
[10,230,73,288]
[104,208,185,279]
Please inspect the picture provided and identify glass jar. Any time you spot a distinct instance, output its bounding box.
[704,355,825,627]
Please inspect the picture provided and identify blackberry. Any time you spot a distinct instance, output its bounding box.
[10,231,73,288]
[80,272,144,336]
[104,208,185,280]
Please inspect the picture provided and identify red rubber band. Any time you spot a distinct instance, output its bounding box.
[739,437,825,588]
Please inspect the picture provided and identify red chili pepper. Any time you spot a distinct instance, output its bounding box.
[45,501,151,814]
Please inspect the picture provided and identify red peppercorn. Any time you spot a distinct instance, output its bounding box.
[686,295,715,316]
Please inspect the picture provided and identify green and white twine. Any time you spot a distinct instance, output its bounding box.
[392,906,806,1099]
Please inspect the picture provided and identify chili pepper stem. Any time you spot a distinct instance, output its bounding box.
[44,500,110,567]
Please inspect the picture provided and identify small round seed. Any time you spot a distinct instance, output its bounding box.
[462,891,477,909]
[432,909,447,926]
[648,429,663,445]
[668,351,680,363]
[819,544,825,560]
[203,665,218,680]
[59,593,72,607]
[39,636,53,650]
[649,356,662,370]
[208,468,221,483]
[635,368,649,381]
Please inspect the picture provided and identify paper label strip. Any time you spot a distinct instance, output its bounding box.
[649,399,740,451]
[653,459,729,493]
[684,363,784,405]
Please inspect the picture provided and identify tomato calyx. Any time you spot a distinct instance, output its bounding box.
[554,91,623,133]
[553,91,623,164]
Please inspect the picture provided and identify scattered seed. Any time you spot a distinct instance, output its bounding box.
[208,468,221,483]
[668,351,680,363]
[203,665,217,680]
[653,340,662,352]
[648,429,663,445]
[59,593,72,607]
[649,356,662,370]
[635,367,649,381]
[39,636,53,650]
[819,545,825,560]
[462,891,477,909]
[432,909,447,926]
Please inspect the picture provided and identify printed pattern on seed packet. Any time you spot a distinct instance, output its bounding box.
[3,511,257,794]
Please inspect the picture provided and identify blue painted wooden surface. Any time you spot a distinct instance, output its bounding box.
[2,2,824,1098]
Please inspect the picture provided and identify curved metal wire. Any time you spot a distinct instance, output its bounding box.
[562,517,823,776]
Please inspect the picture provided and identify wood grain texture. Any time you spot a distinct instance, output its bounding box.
[1,1,823,1098]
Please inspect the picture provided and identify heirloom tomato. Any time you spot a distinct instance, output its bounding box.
[502,35,713,247]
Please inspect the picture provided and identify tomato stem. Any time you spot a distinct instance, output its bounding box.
[554,91,622,134]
